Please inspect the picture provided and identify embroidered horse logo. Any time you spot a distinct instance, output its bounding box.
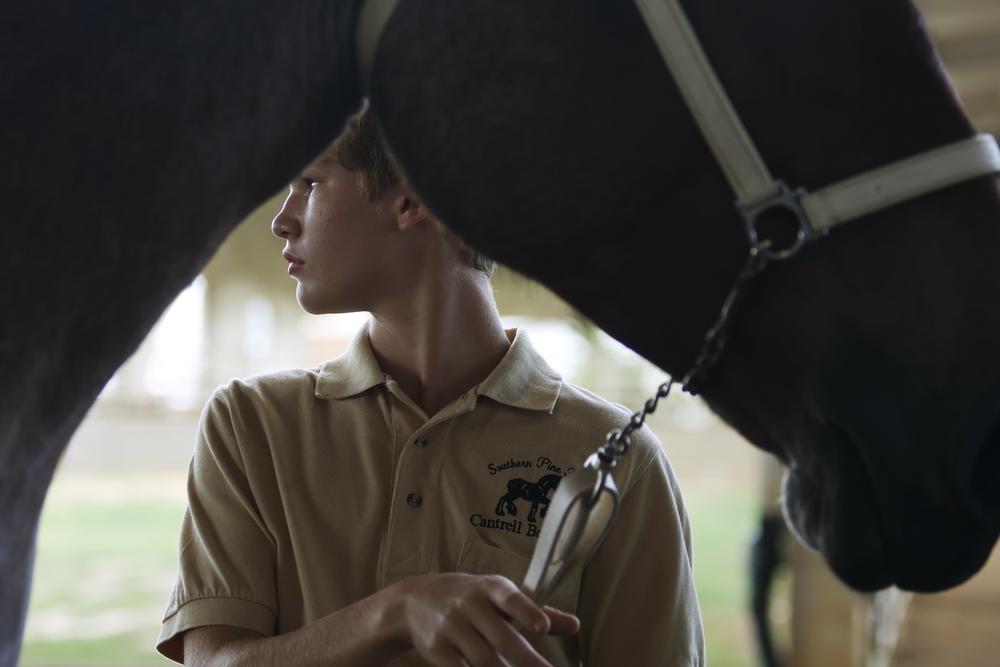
[494,473,562,523]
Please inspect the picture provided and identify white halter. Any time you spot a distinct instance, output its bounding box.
[632,0,1000,257]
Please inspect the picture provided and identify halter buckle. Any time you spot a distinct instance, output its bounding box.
[738,181,825,261]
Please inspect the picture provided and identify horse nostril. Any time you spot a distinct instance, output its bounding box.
[972,416,1000,511]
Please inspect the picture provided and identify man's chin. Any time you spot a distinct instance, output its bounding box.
[296,290,366,317]
[295,286,329,314]
[297,300,323,315]
[295,289,318,314]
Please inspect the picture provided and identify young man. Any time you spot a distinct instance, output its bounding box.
[156,107,704,666]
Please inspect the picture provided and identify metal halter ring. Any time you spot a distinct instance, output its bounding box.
[738,181,826,261]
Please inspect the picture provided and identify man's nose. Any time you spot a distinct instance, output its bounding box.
[271,192,301,239]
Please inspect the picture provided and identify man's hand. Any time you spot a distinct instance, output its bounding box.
[394,573,580,667]
[181,572,578,667]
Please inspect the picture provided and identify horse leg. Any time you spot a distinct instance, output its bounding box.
[528,501,539,523]
[750,512,786,667]
[0,413,78,667]
[0,480,47,667]
[496,495,517,516]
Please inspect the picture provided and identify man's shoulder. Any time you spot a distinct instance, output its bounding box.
[550,381,663,463]
[208,367,323,410]
[553,381,646,434]
[550,382,686,508]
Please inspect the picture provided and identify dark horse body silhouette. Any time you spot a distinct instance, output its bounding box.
[2,1,999,663]
[495,474,563,523]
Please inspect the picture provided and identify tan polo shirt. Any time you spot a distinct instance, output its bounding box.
[157,326,704,665]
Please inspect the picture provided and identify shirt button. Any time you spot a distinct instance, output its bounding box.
[406,493,423,508]
[415,436,430,448]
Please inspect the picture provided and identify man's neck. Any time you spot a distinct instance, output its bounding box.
[366,270,510,418]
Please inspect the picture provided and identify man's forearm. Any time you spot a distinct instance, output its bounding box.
[192,584,409,667]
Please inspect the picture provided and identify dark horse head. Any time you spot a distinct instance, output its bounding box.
[370,0,1000,592]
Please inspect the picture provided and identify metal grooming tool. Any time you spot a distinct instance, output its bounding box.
[521,455,620,607]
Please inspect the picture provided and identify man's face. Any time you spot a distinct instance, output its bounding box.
[271,156,408,314]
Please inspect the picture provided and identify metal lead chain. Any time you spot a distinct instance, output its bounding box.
[595,379,675,469]
[681,241,771,395]
[591,240,772,474]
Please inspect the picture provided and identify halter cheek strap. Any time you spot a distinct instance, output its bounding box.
[356,0,401,95]
[633,0,777,205]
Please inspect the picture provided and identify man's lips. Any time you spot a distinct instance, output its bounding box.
[282,250,305,266]
[282,250,304,275]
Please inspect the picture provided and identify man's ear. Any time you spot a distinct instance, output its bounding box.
[392,183,429,232]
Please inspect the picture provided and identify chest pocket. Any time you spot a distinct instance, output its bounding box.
[456,539,581,613]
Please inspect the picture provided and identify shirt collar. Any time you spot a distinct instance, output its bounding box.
[315,325,386,400]
[314,324,563,413]
[476,328,562,413]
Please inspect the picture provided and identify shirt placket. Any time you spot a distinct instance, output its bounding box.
[380,391,477,587]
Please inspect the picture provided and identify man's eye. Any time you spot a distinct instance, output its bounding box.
[300,178,318,192]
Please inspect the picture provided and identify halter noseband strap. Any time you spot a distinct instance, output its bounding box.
[801,135,1000,231]
[633,0,1000,259]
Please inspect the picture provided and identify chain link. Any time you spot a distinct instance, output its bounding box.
[596,379,675,468]
[591,241,771,472]
[681,241,771,395]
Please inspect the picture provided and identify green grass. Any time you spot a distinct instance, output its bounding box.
[687,486,766,666]
[21,476,768,666]
[21,489,185,666]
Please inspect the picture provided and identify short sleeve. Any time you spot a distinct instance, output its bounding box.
[576,438,705,666]
[156,389,278,663]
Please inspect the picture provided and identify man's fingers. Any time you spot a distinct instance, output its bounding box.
[447,615,509,667]
[485,578,550,634]
[405,574,570,667]
[543,606,581,637]
[470,598,552,667]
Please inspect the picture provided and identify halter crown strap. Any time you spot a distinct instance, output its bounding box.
[632,0,1000,239]
[356,0,401,94]
[632,0,778,205]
